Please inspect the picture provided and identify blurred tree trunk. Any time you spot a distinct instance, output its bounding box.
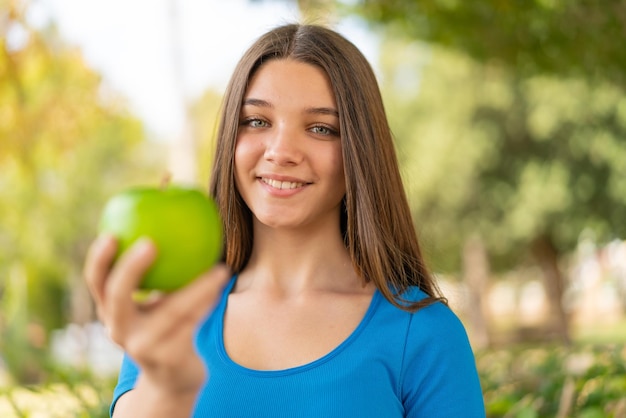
[168,111,198,184]
[167,0,197,184]
[462,234,491,349]
[532,234,571,344]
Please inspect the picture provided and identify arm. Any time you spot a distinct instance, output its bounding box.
[112,376,200,418]
[84,235,230,418]
[109,355,201,418]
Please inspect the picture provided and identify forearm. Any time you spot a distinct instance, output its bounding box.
[112,375,200,418]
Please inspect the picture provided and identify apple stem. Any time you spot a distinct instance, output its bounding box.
[160,172,172,190]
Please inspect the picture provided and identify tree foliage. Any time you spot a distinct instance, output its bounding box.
[379,39,626,273]
[353,0,626,87]
[0,4,164,383]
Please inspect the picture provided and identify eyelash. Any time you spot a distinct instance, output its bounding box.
[240,118,339,137]
[310,124,339,137]
[240,117,268,128]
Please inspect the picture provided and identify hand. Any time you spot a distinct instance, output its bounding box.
[84,235,230,396]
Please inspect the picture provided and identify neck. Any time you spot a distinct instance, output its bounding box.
[235,222,365,296]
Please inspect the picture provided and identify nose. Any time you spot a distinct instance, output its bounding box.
[263,122,303,166]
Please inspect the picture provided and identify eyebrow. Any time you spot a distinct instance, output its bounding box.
[242,98,339,118]
[305,106,339,118]
[242,98,272,108]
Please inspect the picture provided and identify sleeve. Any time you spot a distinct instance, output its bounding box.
[400,302,486,418]
[109,353,140,417]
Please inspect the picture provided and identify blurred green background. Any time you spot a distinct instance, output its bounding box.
[1,0,625,416]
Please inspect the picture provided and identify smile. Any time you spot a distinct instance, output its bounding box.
[261,178,305,190]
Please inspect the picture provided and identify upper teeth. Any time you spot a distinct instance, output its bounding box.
[263,178,303,189]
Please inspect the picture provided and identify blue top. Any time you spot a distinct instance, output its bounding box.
[112,277,485,417]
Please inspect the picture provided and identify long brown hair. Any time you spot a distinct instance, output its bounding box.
[209,23,445,312]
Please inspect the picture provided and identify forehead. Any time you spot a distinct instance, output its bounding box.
[244,59,337,108]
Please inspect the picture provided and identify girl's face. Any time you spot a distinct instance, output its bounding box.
[234,59,345,232]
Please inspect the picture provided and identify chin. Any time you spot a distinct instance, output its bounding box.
[259,219,302,230]
[254,212,299,229]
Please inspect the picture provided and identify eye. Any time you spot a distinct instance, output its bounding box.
[310,125,339,137]
[241,117,269,128]
[250,119,268,128]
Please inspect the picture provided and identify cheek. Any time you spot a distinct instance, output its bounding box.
[324,145,347,196]
[234,136,260,177]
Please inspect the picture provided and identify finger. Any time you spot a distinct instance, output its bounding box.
[83,234,118,308]
[122,264,231,361]
[106,238,157,337]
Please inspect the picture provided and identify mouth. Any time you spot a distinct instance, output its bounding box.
[260,177,306,190]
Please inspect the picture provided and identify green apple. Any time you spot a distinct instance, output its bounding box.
[98,184,223,292]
